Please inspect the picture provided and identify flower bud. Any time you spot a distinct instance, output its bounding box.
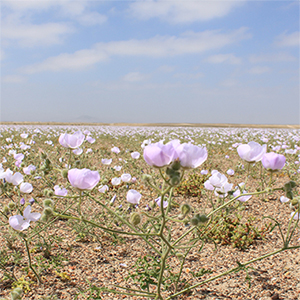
[3,205,9,214]
[180,203,192,216]
[61,169,69,179]
[43,199,54,207]
[8,202,15,209]
[170,176,181,186]
[43,207,53,217]
[43,189,54,197]
[196,214,209,223]
[41,152,47,159]
[286,191,293,200]
[190,216,200,226]
[171,160,181,171]
[130,212,141,226]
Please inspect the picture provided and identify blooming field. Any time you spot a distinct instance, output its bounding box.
[0,125,299,300]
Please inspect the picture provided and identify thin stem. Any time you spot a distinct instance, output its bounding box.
[23,237,42,284]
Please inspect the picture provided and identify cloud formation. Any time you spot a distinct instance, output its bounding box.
[22,28,251,73]
[275,31,299,47]
[129,0,245,23]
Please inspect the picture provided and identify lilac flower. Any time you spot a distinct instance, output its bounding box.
[20,182,33,193]
[29,198,35,205]
[114,165,122,171]
[111,177,121,185]
[111,146,120,154]
[280,196,290,203]
[291,212,300,220]
[20,198,25,205]
[68,168,100,190]
[110,194,117,205]
[262,152,286,171]
[131,152,140,159]
[59,131,85,149]
[102,158,112,165]
[175,143,208,169]
[98,185,109,193]
[127,189,141,205]
[9,205,41,231]
[23,165,36,175]
[86,136,95,144]
[73,148,83,155]
[54,185,68,196]
[233,184,252,202]
[143,141,176,168]
[121,173,132,182]
[201,170,208,175]
[227,169,234,176]
[5,170,24,186]
[155,196,168,208]
[237,141,267,163]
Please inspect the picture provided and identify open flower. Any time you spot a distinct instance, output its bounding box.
[23,165,36,175]
[68,168,100,190]
[9,205,41,231]
[175,143,208,169]
[127,189,141,204]
[20,182,33,193]
[237,141,267,163]
[262,152,286,171]
[54,185,68,196]
[143,141,176,168]
[59,131,85,149]
[5,170,24,186]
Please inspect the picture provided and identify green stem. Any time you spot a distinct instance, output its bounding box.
[166,246,300,299]
[23,237,42,284]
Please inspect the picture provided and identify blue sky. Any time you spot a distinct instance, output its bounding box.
[1,0,299,125]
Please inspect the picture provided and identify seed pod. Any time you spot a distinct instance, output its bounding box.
[43,207,53,216]
[196,214,209,223]
[130,212,141,226]
[8,202,15,209]
[43,199,54,207]
[61,169,69,179]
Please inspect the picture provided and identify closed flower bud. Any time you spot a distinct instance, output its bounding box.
[40,212,48,222]
[41,152,47,159]
[170,176,181,186]
[180,203,191,216]
[43,199,54,207]
[171,160,181,171]
[8,202,15,209]
[3,205,9,214]
[61,169,69,179]
[130,212,141,226]
[43,189,53,197]
[75,160,81,167]
[43,207,53,216]
[286,191,293,200]
[190,216,200,226]
[196,214,209,223]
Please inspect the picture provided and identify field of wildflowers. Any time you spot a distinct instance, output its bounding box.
[0,125,299,300]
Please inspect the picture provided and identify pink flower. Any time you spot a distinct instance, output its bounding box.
[5,170,24,185]
[20,182,33,193]
[237,141,267,163]
[155,196,168,208]
[23,165,36,175]
[111,146,120,154]
[127,189,141,204]
[175,143,208,169]
[68,168,100,190]
[262,152,286,171]
[143,141,176,168]
[54,185,68,196]
[131,152,140,159]
[121,173,132,182]
[59,131,85,149]
[9,205,41,231]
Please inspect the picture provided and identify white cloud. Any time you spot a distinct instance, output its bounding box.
[248,66,271,74]
[2,75,27,83]
[22,28,251,73]
[122,72,149,82]
[158,65,175,73]
[275,31,299,47]
[205,53,241,64]
[2,21,74,47]
[128,0,245,23]
[249,52,297,63]
[173,72,204,80]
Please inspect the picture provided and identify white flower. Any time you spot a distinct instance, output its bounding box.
[101,158,112,165]
[54,185,68,196]
[9,205,41,231]
[131,152,140,159]
[127,189,141,204]
[20,182,33,193]
[98,185,109,193]
[121,173,132,182]
[111,146,120,154]
[111,177,121,185]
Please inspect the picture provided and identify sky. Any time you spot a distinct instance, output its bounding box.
[1,0,299,125]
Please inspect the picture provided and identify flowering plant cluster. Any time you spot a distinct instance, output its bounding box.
[0,127,299,299]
